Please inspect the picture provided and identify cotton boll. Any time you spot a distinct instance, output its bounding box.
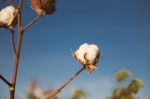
[0,6,17,29]
[34,88,44,98]
[74,43,100,73]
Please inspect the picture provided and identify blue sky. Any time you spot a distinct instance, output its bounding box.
[0,0,150,99]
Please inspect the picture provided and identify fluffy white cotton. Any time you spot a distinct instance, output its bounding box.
[0,6,17,28]
[34,88,44,98]
[74,43,90,64]
[74,43,100,66]
[86,44,99,64]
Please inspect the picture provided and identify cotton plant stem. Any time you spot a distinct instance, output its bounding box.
[18,0,24,9]
[0,74,11,87]
[45,67,85,99]
[10,0,24,99]
[10,30,23,99]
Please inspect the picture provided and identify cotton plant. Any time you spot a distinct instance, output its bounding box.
[0,1,101,99]
[0,6,18,29]
[45,43,101,99]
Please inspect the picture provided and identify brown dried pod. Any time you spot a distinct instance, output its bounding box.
[29,0,43,15]
[40,0,56,15]
[29,0,56,15]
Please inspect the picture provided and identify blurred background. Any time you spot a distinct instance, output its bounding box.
[0,0,150,99]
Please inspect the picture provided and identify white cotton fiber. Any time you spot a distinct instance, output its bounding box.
[85,44,99,64]
[74,43,89,64]
[0,6,17,28]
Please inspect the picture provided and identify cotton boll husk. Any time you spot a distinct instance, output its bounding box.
[30,0,56,15]
[29,0,43,15]
[74,43,89,64]
[0,6,17,29]
[41,0,56,15]
[0,22,3,28]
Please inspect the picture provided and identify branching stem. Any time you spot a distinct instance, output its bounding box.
[10,0,24,99]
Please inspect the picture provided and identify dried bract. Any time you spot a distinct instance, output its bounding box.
[29,0,56,15]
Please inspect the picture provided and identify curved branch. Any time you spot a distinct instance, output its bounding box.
[23,14,43,31]
[45,67,85,99]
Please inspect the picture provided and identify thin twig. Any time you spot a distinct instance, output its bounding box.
[23,14,43,31]
[10,29,17,55]
[45,67,85,99]
[0,74,11,87]
[3,0,13,5]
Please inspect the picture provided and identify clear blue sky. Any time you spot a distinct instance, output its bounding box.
[0,0,150,99]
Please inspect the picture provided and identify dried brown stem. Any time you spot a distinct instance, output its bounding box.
[10,30,17,55]
[23,14,43,31]
[10,1,24,99]
[0,74,11,87]
[18,0,24,9]
[45,67,85,99]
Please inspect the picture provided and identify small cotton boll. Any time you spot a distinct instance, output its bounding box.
[34,88,44,98]
[74,43,100,73]
[0,6,17,29]
[0,6,15,24]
